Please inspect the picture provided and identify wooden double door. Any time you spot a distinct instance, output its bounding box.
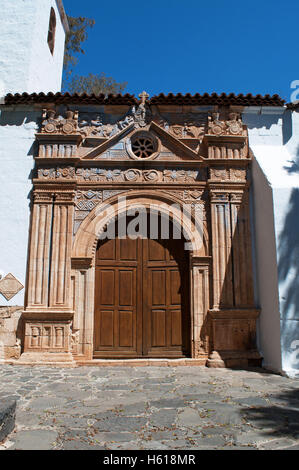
[94,221,190,358]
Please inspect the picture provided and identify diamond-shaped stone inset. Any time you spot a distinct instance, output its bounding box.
[0,273,24,301]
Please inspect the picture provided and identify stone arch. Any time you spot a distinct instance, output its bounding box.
[72,190,208,260]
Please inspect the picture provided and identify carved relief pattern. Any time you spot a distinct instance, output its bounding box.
[38,167,76,180]
[0,274,24,301]
[24,97,258,367]
[38,143,77,159]
[73,190,128,235]
[208,112,245,137]
[210,167,247,181]
[41,109,79,135]
[25,322,71,352]
[75,168,202,183]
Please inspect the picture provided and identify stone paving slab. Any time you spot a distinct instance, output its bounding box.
[0,400,16,442]
[0,365,298,450]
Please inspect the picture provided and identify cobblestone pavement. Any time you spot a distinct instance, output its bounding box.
[0,365,298,450]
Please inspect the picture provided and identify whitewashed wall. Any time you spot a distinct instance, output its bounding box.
[0,0,66,97]
[244,107,299,377]
[0,106,39,306]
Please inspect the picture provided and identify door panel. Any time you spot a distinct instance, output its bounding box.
[94,220,190,358]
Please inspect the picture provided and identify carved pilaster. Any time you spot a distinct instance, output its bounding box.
[27,191,53,307]
[230,190,254,307]
[71,262,95,360]
[209,191,233,309]
[49,192,75,308]
[191,258,210,358]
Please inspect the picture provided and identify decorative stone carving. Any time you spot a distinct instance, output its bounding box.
[166,113,206,140]
[229,168,247,181]
[163,169,199,183]
[208,113,227,136]
[210,168,229,181]
[226,112,243,136]
[208,112,245,136]
[56,167,76,179]
[74,190,128,235]
[0,274,24,301]
[75,167,201,183]
[209,167,247,181]
[38,166,76,180]
[41,109,60,134]
[131,91,152,128]
[79,113,127,138]
[183,189,204,202]
[42,109,79,134]
[24,321,71,352]
[126,131,160,161]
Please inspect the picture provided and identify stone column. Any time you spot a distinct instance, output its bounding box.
[26,191,53,308]
[209,190,233,309]
[190,257,210,358]
[49,191,75,309]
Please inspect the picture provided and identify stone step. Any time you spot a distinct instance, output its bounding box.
[0,400,16,443]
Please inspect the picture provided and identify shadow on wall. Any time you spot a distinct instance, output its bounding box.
[244,113,281,131]
[278,147,299,365]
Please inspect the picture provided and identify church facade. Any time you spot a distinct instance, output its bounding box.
[0,0,298,375]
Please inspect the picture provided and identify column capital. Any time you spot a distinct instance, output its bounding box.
[54,191,76,205]
[33,190,54,204]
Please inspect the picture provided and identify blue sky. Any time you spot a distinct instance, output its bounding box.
[63,0,298,101]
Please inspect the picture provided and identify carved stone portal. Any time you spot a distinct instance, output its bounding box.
[19,94,261,368]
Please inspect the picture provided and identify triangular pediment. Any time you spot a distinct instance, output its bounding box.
[81,120,204,161]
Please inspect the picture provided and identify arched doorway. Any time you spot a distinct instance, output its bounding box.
[93,213,190,358]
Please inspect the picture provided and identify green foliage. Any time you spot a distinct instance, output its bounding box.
[64,16,95,73]
[63,16,127,95]
[67,73,128,95]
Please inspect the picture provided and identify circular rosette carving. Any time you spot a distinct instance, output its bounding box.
[227,121,243,135]
[124,169,142,182]
[57,167,75,179]
[62,122,75,134]
[143,170,159,182]
[210,121,225,136]
[44,122,56,133]
[126,131,160,161]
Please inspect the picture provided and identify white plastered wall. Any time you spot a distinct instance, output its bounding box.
[244,107,299,377]
[0,0,66,97]
[0,106,39,306]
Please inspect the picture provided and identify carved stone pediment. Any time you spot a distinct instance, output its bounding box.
[37,96,249,162]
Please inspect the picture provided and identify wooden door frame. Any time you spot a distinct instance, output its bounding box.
[70,193,210,362]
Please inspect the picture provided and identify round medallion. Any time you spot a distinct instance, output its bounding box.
[228,122,242,135]
[44,123,56,133]
[124,169,141,182]
[211,122,224,135]
[62,123,75,134]
[143,170,159,182]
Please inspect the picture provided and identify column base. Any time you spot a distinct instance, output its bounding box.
[207,350,262,369]
[17,352,76,366]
